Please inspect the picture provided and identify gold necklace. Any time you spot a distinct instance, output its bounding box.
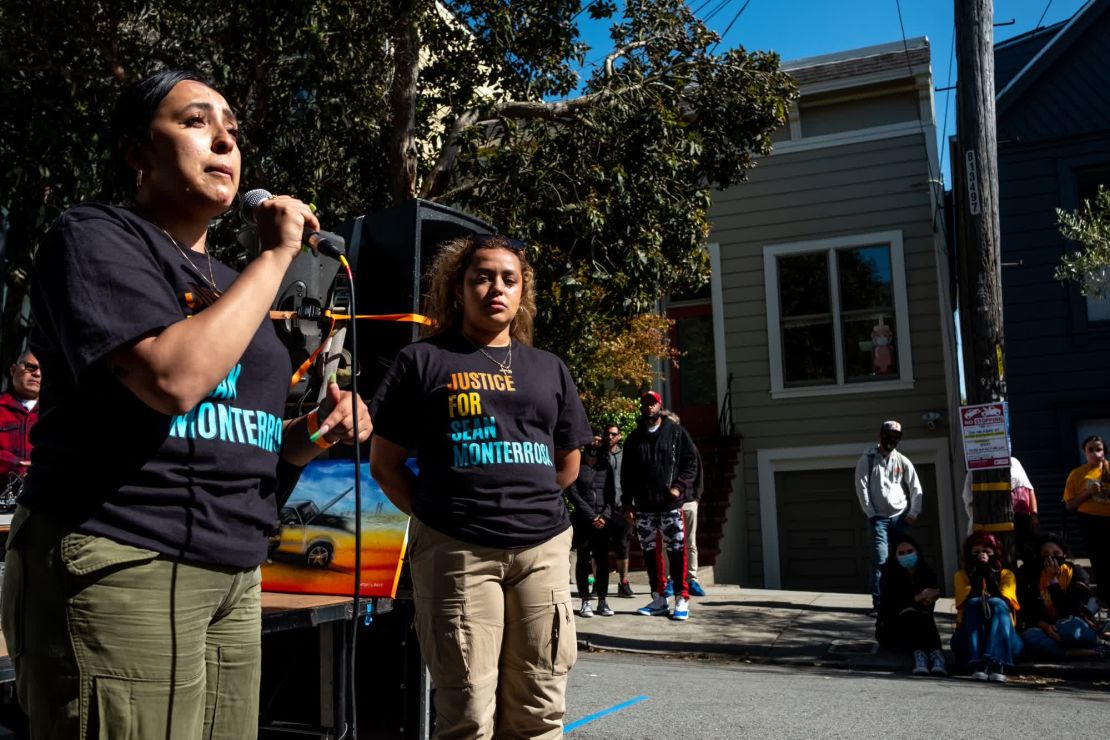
[161,228,219,292]
[465,335,513,376]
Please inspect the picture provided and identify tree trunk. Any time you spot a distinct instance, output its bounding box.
[388,3,420,204]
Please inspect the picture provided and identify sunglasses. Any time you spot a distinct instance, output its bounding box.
[472,233,525,252]
[19,362,40,373]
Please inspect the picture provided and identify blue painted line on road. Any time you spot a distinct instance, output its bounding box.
[565,695,650,733]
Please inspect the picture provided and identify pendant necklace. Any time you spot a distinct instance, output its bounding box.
[161,227,220,295]
[465,335,513,376]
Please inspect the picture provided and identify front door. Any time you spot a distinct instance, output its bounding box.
[667,303,717,439]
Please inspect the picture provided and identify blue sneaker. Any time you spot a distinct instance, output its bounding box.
[663,578,674,598]
[636,594,670,617]
[688,579,706,597]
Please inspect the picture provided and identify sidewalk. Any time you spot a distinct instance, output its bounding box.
[573,570,1110,681]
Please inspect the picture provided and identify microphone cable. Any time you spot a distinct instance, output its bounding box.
[336,254,362,740]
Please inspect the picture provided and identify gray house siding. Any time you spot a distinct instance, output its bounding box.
[710,131,957,587]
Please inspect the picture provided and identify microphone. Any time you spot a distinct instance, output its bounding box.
[240,188,346,260]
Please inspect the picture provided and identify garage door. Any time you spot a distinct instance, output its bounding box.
[776,464,943,594]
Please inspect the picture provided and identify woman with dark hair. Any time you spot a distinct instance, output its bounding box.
[1017,533,1107,660]
[369,234,592,738]
[951,532,1024,682]
[1063,435,1110,594]
[875,534,946,676]
[0,70,370,738]
[566,438,618,618]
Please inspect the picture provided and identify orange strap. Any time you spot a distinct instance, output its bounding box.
[269,310,434,326]
[275,312,435,388]
[289,316,335,389]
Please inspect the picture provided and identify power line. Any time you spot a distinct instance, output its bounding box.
[711,0,754,52]
[703,0,736,24]
[939,24,957,185]
[1034,0,1055,30]
[894,0,944,233]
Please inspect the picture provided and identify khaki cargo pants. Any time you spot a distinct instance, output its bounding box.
[0,505,262,739]
[409,518,576,740]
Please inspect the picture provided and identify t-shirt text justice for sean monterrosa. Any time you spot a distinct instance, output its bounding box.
[447,370,554,468]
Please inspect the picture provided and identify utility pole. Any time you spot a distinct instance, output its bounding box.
[954,0,1015,563]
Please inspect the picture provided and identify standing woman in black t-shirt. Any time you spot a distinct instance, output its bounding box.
[0,70,370,739]
[371,234,592,739]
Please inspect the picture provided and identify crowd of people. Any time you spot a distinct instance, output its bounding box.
[565,391,706,623]
[863,422,1110,683]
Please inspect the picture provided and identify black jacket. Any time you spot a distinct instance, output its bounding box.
[877,560,938,616]
[620,417,699,513]
[566,457,616,525]
[1015,559,1093,629]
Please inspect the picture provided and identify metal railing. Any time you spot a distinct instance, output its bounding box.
[718,372,735,437]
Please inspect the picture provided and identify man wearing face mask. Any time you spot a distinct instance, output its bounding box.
[621,390,699,621]
[856,420,924,615]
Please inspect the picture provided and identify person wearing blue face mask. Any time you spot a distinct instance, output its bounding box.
[856,420,924,615]
[875,534,947,676]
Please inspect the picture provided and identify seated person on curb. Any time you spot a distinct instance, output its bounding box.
[952,532,1023,682]
[875,534,946,676]
[566,439,617,618]
[1016,533,1108,661]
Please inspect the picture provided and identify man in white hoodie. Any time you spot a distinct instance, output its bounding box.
[855,420,924,613]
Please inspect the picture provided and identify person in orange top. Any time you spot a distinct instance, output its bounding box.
[1063,435,1110,594]
[951,532,1024,682]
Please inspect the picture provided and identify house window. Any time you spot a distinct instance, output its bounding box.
[764,231,914,399]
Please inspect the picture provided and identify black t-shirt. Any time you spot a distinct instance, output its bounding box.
[370,330,592,548]
[24,203,291,569]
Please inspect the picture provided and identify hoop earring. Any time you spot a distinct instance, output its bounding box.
[135,169,143,190]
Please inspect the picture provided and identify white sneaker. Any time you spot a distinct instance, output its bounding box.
[971,668,989,681]
[987,663,1006,683]
[578,600,593,618]
[928,649,947,676]
[636,593,670,617]
[596,600,615,617]
[672,596,690,621]
[912,650,928,676]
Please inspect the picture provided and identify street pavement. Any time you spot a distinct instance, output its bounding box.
[573,569,1110,681]
[565,651,1110,739]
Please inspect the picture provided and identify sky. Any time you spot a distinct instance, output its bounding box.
[573,0,1091,185]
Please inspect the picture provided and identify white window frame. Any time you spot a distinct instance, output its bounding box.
[763,230,914,399]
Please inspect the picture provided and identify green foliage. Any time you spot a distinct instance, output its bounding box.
[0,0,795,417]
[1055,186,1110,297]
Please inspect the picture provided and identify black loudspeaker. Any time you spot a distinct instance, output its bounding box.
[333,199,494,400]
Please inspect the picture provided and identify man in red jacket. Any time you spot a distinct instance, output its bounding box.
[0,350,41,480]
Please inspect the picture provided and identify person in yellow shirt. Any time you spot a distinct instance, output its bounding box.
[1063,435,1110,595]
[951,532,1024,682]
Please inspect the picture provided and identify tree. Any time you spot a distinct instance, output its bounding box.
[0,0,795,418]
[1055,186,1110,297]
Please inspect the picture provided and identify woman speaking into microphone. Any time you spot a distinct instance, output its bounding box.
[1,70,370,739]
